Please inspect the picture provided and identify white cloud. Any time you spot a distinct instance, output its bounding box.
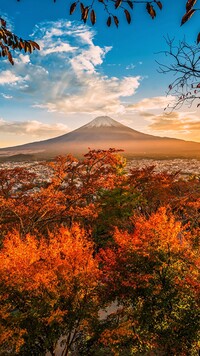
[1,93,13,99]
[42,42,77,56]
[0,20,141,117]
[33,75,140,114]
[0,70,23,85]
[126,64,135,70]
[18,54,30,64]
[0,119,69,137]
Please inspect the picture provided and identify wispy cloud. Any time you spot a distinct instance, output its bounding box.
[147,112,200,132]
[126,64,135,70]
[0,119,69,137]
[137,110,200,141]
[1,93,13,99]
[127,96,175,111]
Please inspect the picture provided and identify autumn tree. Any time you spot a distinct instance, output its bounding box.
[0,151,200,354]
[0,149,125,237]
[98,208,200,355]
[0,225,100,355]
[127,165,200,229]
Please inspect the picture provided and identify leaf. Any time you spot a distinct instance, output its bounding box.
[155,1,162,10]
[81,5,89,22]
[7,51,14,65]
[7,38,12,46]
[29,40,40,51]
[70,2,77,15]
[124,9,131,24]
[19,39,25,49]
[113,15,119,27]
[197,32,200,44]
[146,3,156,19]
[186,0,197,12]
[24,41,32,53]
[80,2,85,15]
[168,84,172,91]
[181,9,196,26]
[107,16,112,27]
[127,1,133,9]
[115,0,122,9]
[90,9,96,25]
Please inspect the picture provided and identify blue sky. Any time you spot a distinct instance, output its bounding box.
[0,0,199,147]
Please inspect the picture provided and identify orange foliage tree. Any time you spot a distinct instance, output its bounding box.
[98,208,200,355]
[0,149,125,238]
[0,225,100,355]
[0,150,200,354]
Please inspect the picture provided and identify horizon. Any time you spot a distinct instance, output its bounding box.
[1,115,200,162]
[0,1,199,148]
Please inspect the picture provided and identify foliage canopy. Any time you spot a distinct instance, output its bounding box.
[0,149,200,355]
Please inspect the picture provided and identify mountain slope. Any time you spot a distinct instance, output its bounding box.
[0,116,200,159]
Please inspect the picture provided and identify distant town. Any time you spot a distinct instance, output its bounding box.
[1,157,200,180]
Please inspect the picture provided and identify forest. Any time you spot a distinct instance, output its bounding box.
[0,149,199,355]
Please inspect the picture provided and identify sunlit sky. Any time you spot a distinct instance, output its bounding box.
[0,0,199,147]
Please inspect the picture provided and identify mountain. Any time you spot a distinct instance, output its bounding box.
[0,116,200,160]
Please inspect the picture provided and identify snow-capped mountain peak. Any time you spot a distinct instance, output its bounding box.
[84,116,123,128]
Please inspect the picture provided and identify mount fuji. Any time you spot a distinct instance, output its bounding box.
[0,116,200,160]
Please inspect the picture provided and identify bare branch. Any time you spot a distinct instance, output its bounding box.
[156,37,200,111]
